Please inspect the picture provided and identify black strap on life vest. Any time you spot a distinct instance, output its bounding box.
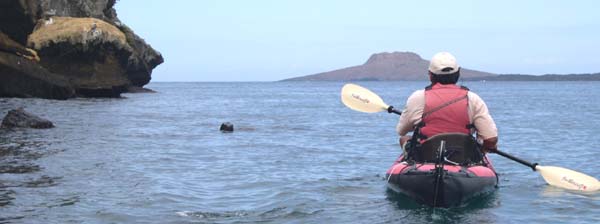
[421,94,468,119]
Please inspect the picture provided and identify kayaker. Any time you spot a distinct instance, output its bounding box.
[396,52,498,154]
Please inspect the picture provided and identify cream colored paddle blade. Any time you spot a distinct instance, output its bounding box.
[536,165,600,191]
[341,83,390,113]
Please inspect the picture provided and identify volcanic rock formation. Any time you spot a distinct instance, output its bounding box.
[0,0,163,98]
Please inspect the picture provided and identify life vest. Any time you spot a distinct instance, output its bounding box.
[419,83,472,140]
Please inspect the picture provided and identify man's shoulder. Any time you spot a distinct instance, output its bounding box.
[405,90,425,106]
[409,89,425,97]
[467,91,483,100]
[407,90,425,101]
[466,91,490,108]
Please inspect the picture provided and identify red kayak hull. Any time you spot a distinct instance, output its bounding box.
[385,155,498,207]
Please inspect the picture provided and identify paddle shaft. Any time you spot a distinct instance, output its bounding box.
[387,106,402,115]
[495,149,538,171]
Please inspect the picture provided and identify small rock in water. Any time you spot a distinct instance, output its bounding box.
[220,122,234,133]
[1,108,54,129]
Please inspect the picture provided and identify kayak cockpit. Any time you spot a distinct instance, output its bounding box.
[387,133,498,207]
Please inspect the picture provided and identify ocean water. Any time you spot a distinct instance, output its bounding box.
[0,81,599,224]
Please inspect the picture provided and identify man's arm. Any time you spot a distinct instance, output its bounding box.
[396,90,425,136]
[468,92,498,152]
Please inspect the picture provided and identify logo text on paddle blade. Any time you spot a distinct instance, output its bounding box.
[351,93,370,104]
[561,176,587,190]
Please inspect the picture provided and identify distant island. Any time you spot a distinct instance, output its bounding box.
[282,51,600,81]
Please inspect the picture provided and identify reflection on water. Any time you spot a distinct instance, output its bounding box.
[541,185,600,199]
[0,189,14,207]
[386,188,500,223]
[0,131,61,209]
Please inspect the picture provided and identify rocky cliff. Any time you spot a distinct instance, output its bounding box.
[0,0,163,98]
[283,52,494,81]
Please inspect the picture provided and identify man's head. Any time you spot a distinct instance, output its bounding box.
[428,52,460,84]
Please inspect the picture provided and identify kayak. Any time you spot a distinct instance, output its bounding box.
[385,133,498,207]
[341,83,600,197]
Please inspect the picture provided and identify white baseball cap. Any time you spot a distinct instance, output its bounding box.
[428,52,460,75]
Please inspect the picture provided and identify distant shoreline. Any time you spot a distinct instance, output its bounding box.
[279,73,600,82]
[463,73,600,81]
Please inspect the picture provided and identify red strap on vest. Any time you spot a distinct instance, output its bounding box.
[420,83,471,139]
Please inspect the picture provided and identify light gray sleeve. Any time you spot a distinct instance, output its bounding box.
[468,92,498,140]
[396,90,425,136]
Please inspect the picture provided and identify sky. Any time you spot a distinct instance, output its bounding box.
[115,0,600,82]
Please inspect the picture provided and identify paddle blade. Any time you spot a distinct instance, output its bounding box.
[341,83,390,113]
[536,165,600,191]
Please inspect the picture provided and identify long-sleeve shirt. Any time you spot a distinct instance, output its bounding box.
[396,89,498,141]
